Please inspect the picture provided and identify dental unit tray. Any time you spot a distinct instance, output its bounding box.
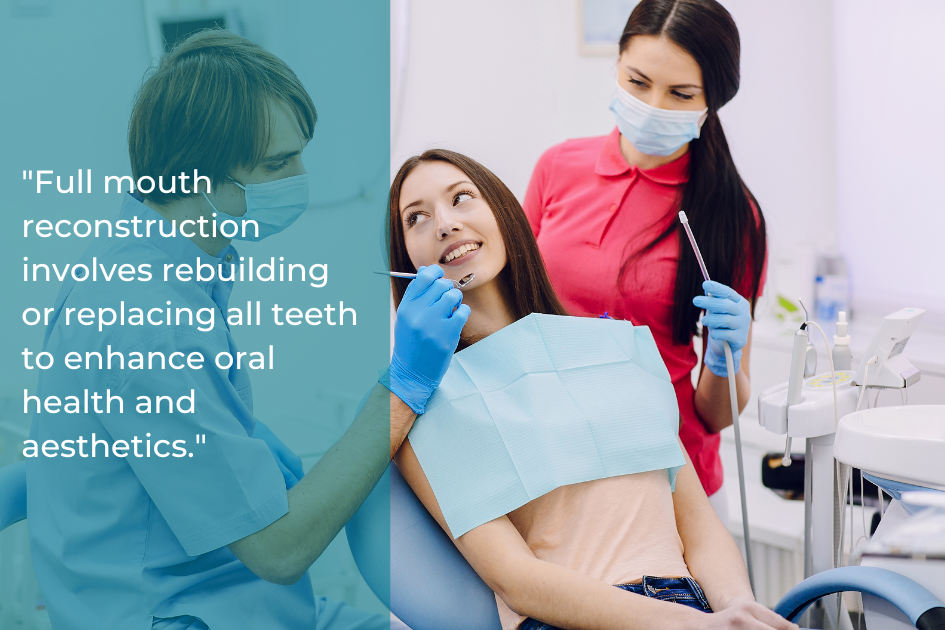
[758,370,859,437]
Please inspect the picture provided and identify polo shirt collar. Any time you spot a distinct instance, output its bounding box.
[595,127,690,185]
[119,193,238,313]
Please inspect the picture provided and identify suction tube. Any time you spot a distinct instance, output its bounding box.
[679,211,755,591]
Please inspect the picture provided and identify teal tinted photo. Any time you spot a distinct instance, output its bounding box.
[1,2,392,629]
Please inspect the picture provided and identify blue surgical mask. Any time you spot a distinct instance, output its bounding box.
[609,79,708,157]
[203,173,309,241]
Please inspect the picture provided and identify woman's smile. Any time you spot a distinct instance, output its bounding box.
[441,240,482,266]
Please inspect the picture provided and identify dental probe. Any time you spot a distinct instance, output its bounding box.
[678,211,755,592]
[375,270,475,289]
[679,211,711,284]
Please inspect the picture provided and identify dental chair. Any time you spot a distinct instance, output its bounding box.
[0,461,27,531]
[346,463,945,630]
[346,464,502,630]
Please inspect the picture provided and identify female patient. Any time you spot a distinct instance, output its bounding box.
[389,149,794,630]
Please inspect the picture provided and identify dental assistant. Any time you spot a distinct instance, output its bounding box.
[523,0,767,514]
[27,31,465,630]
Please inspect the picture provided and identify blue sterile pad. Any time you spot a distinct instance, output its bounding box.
[408,313,686,538]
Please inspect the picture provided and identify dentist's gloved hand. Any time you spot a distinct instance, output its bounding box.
[254,420,305,490]
[693,280,751,378]
[385,265,470,415]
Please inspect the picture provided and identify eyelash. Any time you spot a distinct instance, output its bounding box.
[404,189,476,228]
[628,78,695,101]
[266,160,289,172]
[405,210,422,228]
[453,189,474,205]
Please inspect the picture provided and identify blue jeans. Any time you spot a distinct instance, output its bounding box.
[517,576,711,630]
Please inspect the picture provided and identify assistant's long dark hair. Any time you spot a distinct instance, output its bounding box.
[618,0,767,345]
[388,149,568,323]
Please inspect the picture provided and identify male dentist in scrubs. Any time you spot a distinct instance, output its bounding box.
[26,30,468,630]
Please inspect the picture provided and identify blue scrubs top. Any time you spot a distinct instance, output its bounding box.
[26,194,319,630]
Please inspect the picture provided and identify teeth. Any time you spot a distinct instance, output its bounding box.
[444,242,480,262]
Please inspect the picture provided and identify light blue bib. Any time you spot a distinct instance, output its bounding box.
[409,313,685,538]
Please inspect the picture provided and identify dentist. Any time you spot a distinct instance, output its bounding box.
[27,30,465,630]
[523,0,767,519]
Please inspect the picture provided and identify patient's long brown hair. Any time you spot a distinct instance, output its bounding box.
[388,149,568,321]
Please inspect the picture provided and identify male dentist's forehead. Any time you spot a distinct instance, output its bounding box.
[260,102,307,156]
[236,103,309,183]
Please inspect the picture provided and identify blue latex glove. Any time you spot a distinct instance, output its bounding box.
[254,420,304,490]
[384,265,471,414]
[692,280,751,378]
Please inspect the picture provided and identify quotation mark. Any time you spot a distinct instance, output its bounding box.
[190,434,206,457]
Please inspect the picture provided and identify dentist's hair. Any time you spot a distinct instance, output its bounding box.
[388,149,568,322]
[128,29,317,205]
[617,0,767,346]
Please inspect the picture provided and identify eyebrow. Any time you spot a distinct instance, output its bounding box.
[446,179,473,192]
[401,198,424,214]
[626,66,702,90]
[262,149,301,163]
[400,179,475,215]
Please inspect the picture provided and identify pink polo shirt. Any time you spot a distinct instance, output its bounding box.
[523,128,766,496]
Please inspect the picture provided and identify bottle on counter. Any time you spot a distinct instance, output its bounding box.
[832,311,852,371]
[814,254,850,323]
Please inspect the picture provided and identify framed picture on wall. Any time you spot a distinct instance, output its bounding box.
[579,0,640,56]
[143,0,245,64]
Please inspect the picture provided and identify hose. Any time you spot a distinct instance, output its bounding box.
[725,340,755,591]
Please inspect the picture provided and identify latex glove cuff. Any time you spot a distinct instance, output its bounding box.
[703,341,741,379]
[380,356,438,415]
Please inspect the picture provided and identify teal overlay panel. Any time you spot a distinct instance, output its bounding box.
[0,2,390,628]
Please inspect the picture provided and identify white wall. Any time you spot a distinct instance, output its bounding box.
[392,0,616,196]
[833,0,945,317]
[392,0,839,256]
[394,0,945,325]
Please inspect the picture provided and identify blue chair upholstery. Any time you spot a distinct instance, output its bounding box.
[864,473,945,515]
[347,463,502,630]
[0,461,27,531]
[774,566,945,630]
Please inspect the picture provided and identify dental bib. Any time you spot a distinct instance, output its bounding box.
[409,313,685,538]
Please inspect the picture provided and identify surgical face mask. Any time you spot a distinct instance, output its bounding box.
[203,173,309,241]
[609,79,709,157]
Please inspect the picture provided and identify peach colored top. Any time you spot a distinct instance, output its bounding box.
[496,470,691,630]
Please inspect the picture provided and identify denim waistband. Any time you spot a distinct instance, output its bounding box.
[615,576,711,611]
[518,576,710,630]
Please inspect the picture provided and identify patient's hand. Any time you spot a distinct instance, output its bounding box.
[700,597,798,630]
